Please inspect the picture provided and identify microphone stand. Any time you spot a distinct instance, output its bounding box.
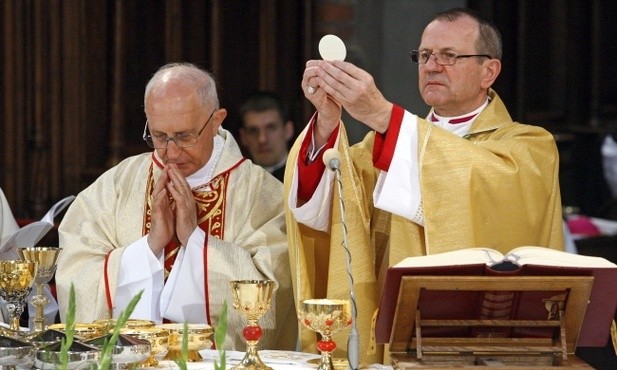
[330,159,360,370]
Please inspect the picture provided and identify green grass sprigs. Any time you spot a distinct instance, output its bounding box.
[58,284,143,370]
[97,290,143,370]
[57,284,76,370]
[55,286,222,370]
[214,301,228,370]
[173,321,189,370]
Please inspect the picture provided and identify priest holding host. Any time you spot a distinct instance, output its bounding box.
[55,63,296,350]
[284,7,565,364]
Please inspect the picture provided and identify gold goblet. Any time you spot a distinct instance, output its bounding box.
[230,279,274,370]
[18,247,61,332]
[298,299,352,370]
[0,261,37,337]
[157,323,214,362]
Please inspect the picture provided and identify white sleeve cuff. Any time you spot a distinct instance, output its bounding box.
[289,164,336,232]
[373,111,424,225]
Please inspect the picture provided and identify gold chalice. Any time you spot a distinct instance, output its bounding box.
[0,260,37,337]
[230,279,274,370]
[120,326,170,367]
[18,247,61,332]
[157,323,213,362]
[298,299,352,370]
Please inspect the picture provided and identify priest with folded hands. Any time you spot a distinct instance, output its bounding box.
[56,63,296,350]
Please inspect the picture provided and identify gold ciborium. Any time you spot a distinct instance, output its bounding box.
[157,323,213,362]
[298,299,352,370]
[230,279,274,370]
[18,247,61,332]
[120,326,170,367]
[93,318,155,332]
[0,260,37,337]
[47,322,106,340]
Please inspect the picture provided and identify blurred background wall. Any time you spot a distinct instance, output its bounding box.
[1,0,616,221]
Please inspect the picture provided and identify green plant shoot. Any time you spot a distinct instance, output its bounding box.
[58,283,77,370]
[97,290,144,370]
[214,301,228,370]
[173,321,190,370]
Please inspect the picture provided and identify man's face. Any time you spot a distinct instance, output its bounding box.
[240,109,293,167]
[417,16,495,116]
[145,87,224,177]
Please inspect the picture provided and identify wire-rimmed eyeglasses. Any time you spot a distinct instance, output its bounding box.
[143,109,216,149]
[409,49,492,66]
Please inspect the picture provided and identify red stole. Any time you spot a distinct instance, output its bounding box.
[142,164,229,277]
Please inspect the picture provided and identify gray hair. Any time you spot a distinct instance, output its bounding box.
[435,8,503,61]
[144,62,219,109]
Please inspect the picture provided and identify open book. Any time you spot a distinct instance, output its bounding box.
[392,246,617,269]
[0,195,75,253]
[376,246,617,348]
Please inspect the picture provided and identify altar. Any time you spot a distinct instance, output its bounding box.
[142,349,392,370]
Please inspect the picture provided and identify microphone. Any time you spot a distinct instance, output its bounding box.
[322,148,359,370]
[323,148,341,171]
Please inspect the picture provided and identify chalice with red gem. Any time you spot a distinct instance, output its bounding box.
[298,299,352,370]
[230,280,274,370]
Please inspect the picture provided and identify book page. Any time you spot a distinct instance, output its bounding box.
[40,195,75,224]
[506,246,617,268]
[0,195,75,253]
[393,247,506,268]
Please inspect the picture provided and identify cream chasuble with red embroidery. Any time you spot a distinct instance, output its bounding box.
[57,129,296,351]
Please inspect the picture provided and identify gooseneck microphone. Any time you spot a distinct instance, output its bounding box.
[323,148,342,172]
[323,148,359,370]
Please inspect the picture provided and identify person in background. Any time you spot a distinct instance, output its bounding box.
[239,91,295,182]
[285,7,564,363]
[0,188,59,327]
[56,63,296,350]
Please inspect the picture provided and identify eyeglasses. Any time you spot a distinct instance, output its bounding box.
[143,109,216,149]
[409,50,492,66]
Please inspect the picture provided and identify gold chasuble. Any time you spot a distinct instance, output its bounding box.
[283,90,564,364]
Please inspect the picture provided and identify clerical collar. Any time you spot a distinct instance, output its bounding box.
[429,97,490,124]
[187,135,224,189]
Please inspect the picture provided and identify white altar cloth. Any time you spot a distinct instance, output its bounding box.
[154,349,393,370]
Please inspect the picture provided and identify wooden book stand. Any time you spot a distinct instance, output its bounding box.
[387,276,595,369]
